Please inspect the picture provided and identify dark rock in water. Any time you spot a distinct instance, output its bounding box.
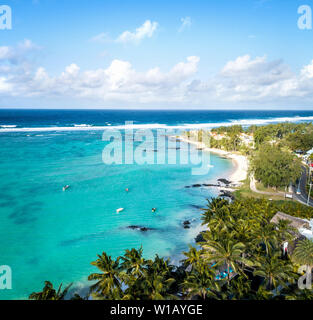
[128,225,140,230]
[195,232,206,243]
[184,225,190,229]
[186,183,220,189]
[183,220,191,225]
[127,225,154,232]
[219,190,234,200]
[218,178,231,185]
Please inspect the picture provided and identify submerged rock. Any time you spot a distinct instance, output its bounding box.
[218,178,231,185]
[127,225,155,232]
[195,232,206,243]
[219,190,234,200]
[185,183,220,189]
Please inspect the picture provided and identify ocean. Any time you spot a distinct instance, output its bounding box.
[1,109,313,299]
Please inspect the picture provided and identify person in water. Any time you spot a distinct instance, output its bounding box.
[125,188,129,192]
[152,208,157,213]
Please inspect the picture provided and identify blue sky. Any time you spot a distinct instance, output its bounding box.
[1,0,313,109]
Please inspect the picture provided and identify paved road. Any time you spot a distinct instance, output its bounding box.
[293,166,313,206]
[250,167,313,207]
[250,175,285,197]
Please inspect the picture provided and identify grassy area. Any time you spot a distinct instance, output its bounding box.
[255,182,286,193]
[233,179,292,201]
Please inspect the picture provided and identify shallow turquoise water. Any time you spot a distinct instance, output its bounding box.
[0,130,233,299]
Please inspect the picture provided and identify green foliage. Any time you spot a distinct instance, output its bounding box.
[292,239,313,267]
[252,122,313,148]
[30,198,312,300]
[29,281,72,300]
[251,144,302,188]
[284,131,313,153]
[87,248,177,300]
[211,125,243,135]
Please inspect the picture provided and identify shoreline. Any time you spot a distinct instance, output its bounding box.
[178,135,249,186]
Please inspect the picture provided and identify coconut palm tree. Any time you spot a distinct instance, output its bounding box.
[120,247,148,278]
[29,281,72,300]
[122,254,176,300]
[225,275,252,300]
[182,263,221,300]
[88,252,122,299]
[253,253,295,292]
[252,224,278,256]
[182,245,203,271]
[141,274,176,300]
[292,238,313,287]
[148,254,174,276]
[201,198,228,225]
[202,239,248,285]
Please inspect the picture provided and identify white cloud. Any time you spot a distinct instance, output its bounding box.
[4,43,313,107]
[116,20,158,44]
[178,17,192,32]
[90,32,110,43]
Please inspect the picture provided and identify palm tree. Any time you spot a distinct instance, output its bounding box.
[182,245,203,271]
[122,254,176,300]
[275,219,295,243]
[252,224,278,256]
[120,247,147,278]
[201,198,228,225]
[292,238,313,285]
[225,275,252,300]
[29,281,72,300]
[88,252,122,299]
[141,274,176,300]
[148,254,174,276]
[253,253,295,292]
[202,239,248,285]
[182,263,221,300]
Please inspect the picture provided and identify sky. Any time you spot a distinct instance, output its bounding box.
[1,0,313,109]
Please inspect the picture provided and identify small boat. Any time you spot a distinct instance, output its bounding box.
[116,208,124,214]
[63,185,70,191]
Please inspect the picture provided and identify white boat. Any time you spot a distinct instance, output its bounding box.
[63,185,70,191]
[116,208,124,214]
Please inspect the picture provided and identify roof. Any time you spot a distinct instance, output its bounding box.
[270,212,310,230]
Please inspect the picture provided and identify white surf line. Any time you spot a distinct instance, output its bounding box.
[1,115,313,133]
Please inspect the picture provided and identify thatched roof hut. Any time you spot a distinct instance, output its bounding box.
[271,212,310,230]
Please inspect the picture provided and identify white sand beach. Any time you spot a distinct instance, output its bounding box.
[178,136,249,185]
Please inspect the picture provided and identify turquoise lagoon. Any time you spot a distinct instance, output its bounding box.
[0,129,233,299]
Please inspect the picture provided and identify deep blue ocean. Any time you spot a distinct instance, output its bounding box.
[1,109,313,300]
[1,109,313,130]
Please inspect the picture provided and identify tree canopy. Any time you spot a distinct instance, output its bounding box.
[251,144,302,188]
